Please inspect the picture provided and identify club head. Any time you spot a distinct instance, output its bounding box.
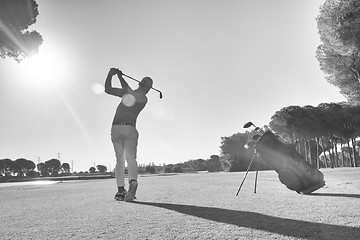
[243,122,254,128]
[159,92,163,99]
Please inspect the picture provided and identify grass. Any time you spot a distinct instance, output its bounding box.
[0,168,359,239]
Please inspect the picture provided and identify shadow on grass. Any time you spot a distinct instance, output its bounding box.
[134,201,359,239]
[308,193,360,198]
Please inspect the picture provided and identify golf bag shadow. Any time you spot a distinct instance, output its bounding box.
[255,131,325,194]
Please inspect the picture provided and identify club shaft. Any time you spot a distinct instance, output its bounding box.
[122,74,140,83]
[122,73,162,94]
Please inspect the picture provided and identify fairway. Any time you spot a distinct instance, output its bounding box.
[0,168,359,240]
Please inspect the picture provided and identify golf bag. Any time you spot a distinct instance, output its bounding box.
[255,131,325,194]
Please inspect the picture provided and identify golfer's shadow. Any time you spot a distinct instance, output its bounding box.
[134,201,359,240]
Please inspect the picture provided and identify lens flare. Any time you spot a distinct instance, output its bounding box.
[91,83,104,95]
[122,94,136,107]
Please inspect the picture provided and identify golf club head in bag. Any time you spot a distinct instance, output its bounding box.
[255,131,325,194]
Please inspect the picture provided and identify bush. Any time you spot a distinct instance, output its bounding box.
[138,168,145,174]
[145,166,156,174]
[172,166,183,173]
[27,171,39,178]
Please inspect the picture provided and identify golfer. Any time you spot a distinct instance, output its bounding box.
[105,68,153,202]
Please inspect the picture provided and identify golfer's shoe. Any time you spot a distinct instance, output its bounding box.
[114,190,127,201]
[125,180,138,202]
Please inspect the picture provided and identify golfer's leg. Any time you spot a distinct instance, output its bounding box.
[111,126,126,188]
[125,137,138,182]
[112,141,125,187]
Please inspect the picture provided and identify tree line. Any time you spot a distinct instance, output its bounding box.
[125,156,223,175]
[220,103,360,172]
[0,158,109,179]
[270,103,360,168]
[162,155,223,173]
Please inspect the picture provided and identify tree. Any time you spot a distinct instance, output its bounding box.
[0,158,13,176]
[269,105,314,142]
[43,159,61,176]
[220,132,256,171]
[185,159,207,172]
[172,166,183,173]
[12,158,35,176]
[316,0,360,103]
[62,163,71,174]
[206,155,222,172]
[195,159,207,171]
[0,160,4,176]
[37,162,48,176]
[219,154,232,172]
[145,165,156,174]
[96,165,107,174]
[89,167,96,173]
[336,103,360,167]
[0,0,43,62]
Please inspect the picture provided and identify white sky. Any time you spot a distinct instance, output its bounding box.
[0,0,346,172]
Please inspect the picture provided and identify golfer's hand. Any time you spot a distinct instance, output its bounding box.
[117,69,123,76]
[109,68,118,76]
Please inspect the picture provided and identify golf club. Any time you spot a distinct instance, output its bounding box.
[243,121,262,132]
[122,73,163,99]
[243,121,257,129]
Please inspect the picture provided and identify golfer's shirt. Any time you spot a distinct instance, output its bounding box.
[112,90,147,126]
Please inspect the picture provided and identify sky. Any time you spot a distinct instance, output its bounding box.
[0,0,346,172]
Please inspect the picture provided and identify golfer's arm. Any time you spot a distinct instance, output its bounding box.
[118,73,130,89]
[104,73,127,97]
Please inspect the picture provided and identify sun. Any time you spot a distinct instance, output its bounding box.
[21,43,71,91]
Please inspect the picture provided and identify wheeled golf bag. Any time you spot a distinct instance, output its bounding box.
[255,131,325,194]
